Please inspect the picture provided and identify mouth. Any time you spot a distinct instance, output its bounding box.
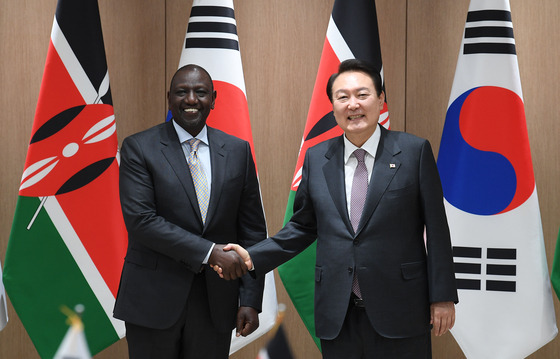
[348,114,364,120]
[183,108,199,114]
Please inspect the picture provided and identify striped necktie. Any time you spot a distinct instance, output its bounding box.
[350,148,368,298]
[187,138,209,223]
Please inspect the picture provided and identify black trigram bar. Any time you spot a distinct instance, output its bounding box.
[456,279,481,290]
[464,42,516,55]
[185,38,239,50]
[454,262,481,274]
[467,10,512,23]
[487,264,516,276]
[465,26,514,39]
[463,9,515,55]
[453,246,482,258]
[187,22,237,35]
[191,6,235,18]
[487,280,516,292]
[487,248,517,259]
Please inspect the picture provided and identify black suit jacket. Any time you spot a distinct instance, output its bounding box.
[249,127,458,340]
[114,122,266,332]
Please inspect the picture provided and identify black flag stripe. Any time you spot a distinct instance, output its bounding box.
[463,9,516,55]
[55,0,112,105]
[186,5,239,51]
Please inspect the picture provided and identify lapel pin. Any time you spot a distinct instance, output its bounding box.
[390,163,396,168]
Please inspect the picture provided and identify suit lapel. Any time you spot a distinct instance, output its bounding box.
[159,122,203,223]
[357,127,401,234]
[323,137,354,234]
[205,127,226,227]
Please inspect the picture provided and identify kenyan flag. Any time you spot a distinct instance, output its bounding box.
[2,0,127,357]
[277,0,390,349]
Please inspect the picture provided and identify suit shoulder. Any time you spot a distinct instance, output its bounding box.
[122,122,167,144]
[385,129,429,148]
[307,136,341,155]
[207,126,250,147]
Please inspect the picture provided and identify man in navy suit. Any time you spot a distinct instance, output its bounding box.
[220,59,458,358]
[114,64,266,359]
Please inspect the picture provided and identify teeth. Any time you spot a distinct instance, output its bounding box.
[349,115,363,119]
[184,108,198,113]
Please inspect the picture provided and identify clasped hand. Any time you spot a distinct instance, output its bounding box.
[208,244,249,280]
[210,244,253,279]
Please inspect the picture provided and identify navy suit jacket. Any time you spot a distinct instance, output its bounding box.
[114,122,266,332]
[249,126,458,340]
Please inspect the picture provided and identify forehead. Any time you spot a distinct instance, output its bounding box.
[171,68,213,89]
[332,71,375,91]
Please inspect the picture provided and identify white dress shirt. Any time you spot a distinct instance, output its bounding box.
[343,124,381,216]
[172,120,214,263]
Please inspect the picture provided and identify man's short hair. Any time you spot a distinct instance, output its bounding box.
[326,59,383,102]
[170,64,214,92]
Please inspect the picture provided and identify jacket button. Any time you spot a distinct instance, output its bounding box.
[348,267,353,273]
[353,239,358,245]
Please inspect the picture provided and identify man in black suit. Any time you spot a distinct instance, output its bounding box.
[220,59,458,358]
[114,64,266,359]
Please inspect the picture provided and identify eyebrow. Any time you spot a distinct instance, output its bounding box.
[334,87,371,95]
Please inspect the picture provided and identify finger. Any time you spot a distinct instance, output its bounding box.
[236,316,244,337]
[433,316,441,336]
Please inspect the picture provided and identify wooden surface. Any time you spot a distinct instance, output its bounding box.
[0,0,559,358]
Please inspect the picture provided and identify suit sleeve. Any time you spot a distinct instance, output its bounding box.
[119,135,213,272]
[419,140,459,304]
[237,142,267,310]
[249,150,319,277]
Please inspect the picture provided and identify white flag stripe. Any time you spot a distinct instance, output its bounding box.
[179,49,247,95]
[326,16,354,62]
[186,32,239,41]
[463,37,515,44]
[188,16,237,25]
[45,197,125,338]
[465,21,513,28]
[51,19,101,105]
[193,0,232,6]
[0,260,8,331]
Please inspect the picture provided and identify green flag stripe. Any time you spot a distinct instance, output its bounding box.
[551,227,560,300]
[3,196,118,358]
[277,190,321,349]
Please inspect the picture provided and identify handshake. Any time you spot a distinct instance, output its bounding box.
[208,243,253,280]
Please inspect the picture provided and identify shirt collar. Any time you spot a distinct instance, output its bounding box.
[343,123,380,164]
[172,120,209,146]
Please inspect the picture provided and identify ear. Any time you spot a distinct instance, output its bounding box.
[211,90,217,109]
[378,91,385,106]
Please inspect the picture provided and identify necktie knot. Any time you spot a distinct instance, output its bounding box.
[353,148,366,163]
[187,138,201,154]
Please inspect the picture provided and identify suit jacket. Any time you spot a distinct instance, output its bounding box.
[113,122,266,332]
[249,126,458,340]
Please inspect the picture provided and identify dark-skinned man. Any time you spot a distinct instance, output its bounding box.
[114,64,266,359]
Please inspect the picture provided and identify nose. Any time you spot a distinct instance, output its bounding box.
[348,96,360,110]
[185,90,197,104]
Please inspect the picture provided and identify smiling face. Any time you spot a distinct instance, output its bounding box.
[331,71,385,147]
[168,66,217,137]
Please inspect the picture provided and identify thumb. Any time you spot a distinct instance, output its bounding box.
[223,243,237,251]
